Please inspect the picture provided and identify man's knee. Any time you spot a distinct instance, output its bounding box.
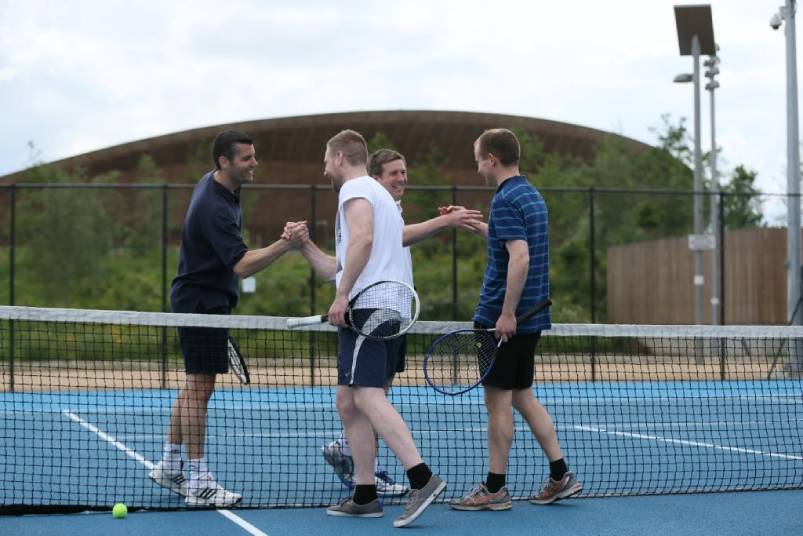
[484,387,513,413]
[336,388,358,418]
[184,374,216,402]
[352,387,385,413]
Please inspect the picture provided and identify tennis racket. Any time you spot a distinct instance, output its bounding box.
[227,337,250,384]
[286,280,419,340]
[423,298,552,395]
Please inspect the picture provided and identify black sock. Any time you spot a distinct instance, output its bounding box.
[353,484,378,505]
[406,463,433,490]
[485,472,506,493]
[549,459,568,481]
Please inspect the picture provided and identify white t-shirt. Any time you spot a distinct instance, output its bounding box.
[335,176,412,299]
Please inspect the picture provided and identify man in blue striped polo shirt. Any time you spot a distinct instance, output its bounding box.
[449,128,582,512]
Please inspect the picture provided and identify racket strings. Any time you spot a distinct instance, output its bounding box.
[350,281,418,338]
[426,330,497,392]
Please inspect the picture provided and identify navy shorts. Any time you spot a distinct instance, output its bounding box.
[338,327,404,388]
[177,303,230,375]
[475,322,541,390]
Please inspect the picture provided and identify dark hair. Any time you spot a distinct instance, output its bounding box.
[212,130,254,170]
[367,149,405,178]
[326,129,368,166]
[476,128,520,166]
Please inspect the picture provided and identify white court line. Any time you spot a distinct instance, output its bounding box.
[62,410,268,536]
[575,424,803,461]
[63,411,154,469]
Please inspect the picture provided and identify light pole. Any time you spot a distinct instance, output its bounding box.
[772,1,802,374]
[675,5,716,325]
[771,1,802,336]
[705,53,720,325]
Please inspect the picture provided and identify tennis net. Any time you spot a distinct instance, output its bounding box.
[1,305,801,513]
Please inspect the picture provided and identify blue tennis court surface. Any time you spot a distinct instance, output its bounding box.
[2,380,801,510]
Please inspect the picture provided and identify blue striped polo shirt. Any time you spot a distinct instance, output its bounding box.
[473,175,551,333]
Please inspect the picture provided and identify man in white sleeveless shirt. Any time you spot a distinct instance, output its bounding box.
[291,130,446,528]
[315,148,483,497]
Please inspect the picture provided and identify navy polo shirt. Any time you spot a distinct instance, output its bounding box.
[474,175,551,333]
[170,171,249,313]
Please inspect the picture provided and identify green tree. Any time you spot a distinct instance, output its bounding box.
[721,165,763,229]
[15,165,115,307]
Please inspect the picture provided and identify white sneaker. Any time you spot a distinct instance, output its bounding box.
[186,473,242,508]
[375,471,409,497]
[149,461,189,497]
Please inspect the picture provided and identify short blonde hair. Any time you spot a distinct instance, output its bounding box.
[326,130,368,166]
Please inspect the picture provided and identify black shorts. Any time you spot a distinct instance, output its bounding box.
[177,304,230,375]
[395,335,407,373]
[475,322,541,390]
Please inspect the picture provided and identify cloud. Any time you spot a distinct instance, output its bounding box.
[0,0,792,208]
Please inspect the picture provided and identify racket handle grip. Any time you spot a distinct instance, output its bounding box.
[286,315,328,328]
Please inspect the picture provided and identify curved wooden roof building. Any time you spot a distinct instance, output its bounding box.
[1,110,651,184]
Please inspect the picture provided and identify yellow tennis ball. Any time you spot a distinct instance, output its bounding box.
[112,503,128,519]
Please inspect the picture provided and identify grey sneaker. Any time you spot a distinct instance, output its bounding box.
[529,472,582,505]
[393,474,446,528]
[375,471,409,497]
[326,497,384,518]
[149,461,189,497]
[448,483,512,511]
[321,440,355,489]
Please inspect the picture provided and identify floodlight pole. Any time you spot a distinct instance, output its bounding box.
[705,54,720,325]
[773,0,802,373]
[784,0,801,328]
[675,5,715,325]
[692,35,704,325]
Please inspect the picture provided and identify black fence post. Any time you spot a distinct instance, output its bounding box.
[451,186,458,320]
[718,191,726,380]
[8,185,14,308]
[8,184,16,392]
[718,191,726,326]
[309,185,317,387]
[589,187,597,383]
[160,184,169,389]
[589,187,596,324]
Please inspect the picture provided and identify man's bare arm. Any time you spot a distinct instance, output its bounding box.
[402,206,484,246]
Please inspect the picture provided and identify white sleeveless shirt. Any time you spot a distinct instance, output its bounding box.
[335,176,412,299]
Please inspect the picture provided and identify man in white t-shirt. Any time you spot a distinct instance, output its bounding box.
[314,149,483,496]
[289,130,446,528]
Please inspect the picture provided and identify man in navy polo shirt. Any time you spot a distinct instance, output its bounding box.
[449,128,582,512]
[149,130,300,507]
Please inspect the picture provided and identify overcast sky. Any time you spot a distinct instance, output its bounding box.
[0,0,795,218]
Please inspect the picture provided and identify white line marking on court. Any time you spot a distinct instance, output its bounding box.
[63,411,154,469]
[62,410,269,536]
[575,424,803,460]
[216,510,269,536]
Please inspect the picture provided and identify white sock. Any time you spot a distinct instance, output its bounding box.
[163,443,182,473]
[339,431,352,457]
[188,458,210,488]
